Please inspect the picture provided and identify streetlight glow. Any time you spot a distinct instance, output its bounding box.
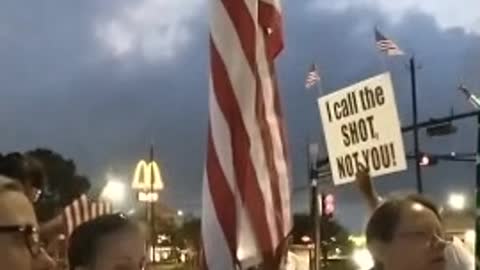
[301,235,311,243]
[177,210,184,216]
[352,248,374,270]
[101,180,126,203]
[448,193,466,210]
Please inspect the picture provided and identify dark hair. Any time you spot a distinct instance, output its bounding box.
[366,194,441,245]
[0,152,46,189]
[68,214,138,269]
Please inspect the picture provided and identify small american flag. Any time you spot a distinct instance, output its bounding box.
[375,29,404,56]
[63,194,113,235]
[305,64,320,89]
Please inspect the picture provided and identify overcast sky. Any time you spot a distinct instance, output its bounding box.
[0,0,478,231]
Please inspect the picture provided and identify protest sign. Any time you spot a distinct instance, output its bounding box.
[318,72,407,185]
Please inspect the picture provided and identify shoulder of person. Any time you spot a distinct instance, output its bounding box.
[445,237,474,270]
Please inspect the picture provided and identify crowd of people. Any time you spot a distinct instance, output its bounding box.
[0,152,146,270]
[0,152,476,270]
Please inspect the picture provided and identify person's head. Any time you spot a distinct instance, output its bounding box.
[0,153,46,202]
[0,175,54,270]
[68,214,146,270]
[366,194,447,270]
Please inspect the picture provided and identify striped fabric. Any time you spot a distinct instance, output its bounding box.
[305,64,320,89]
[375,28,404,56]
[202,0,292,269]
[63,194,113,235]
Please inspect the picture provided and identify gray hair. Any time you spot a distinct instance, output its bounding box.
[0,175,23,193]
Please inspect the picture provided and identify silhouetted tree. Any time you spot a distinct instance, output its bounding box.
[27,148,91,221]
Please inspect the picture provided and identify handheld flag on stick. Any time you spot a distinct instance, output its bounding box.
[63,194,113,235]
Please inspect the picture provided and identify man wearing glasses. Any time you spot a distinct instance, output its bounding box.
[0,175,54,270]
[0,153,45,203]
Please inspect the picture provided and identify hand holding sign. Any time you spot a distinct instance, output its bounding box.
[355,165,373,197]
[318,72,407,185]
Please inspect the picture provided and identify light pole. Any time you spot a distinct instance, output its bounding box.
[131,146,164,263]
[409,56,423,194]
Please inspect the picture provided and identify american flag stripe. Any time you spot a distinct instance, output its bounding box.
[268,67,291,236]
[305,64,320,89]
[210,36,275,258]
[63,194,113,235]
[206,131,237,257]
[98,201,105,216]
[202,173,236,269]
[254,22,288,241]
[208,74,262,266]
[211,0,278,257]
[65,206,74,237]
[73,199,81,229]
[259,0,283,58]
[376,41,400,51]
[203,0,291,269]
[81,195,89,223]
[90,202,97,219]
[375,29,404,56]
[238,0,286,250]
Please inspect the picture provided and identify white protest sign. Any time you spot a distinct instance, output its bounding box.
[318,72,407,185]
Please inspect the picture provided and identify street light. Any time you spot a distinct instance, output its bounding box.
[101,180,126,203]
[177,210,184,217]
[352,248,374,270]
[301,235,312,243]
[448,193,466,211]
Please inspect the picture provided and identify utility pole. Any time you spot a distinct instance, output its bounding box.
[409,56,423,193]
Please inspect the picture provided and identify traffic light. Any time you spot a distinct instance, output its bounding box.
[419,154,438,166]
[322,193,335,218]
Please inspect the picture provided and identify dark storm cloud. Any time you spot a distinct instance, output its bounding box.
[277,1,479,229]
[0,0,478,228]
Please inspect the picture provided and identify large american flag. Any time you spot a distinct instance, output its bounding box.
[375,28,404,56]
[202,0,292,269]
[63,194,113,235]
[305,64,320,89]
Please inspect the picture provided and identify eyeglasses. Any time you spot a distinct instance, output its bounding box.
[0,225,41,257]
[396,230,449,247]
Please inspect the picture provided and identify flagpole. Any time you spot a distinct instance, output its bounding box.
[307,141,319,270]
[409,56,423,194]
[315,69,322,99]
[458,85,480,270]
[476,113,480,270]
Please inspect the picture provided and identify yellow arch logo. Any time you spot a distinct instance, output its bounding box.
[131,160,164,191]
